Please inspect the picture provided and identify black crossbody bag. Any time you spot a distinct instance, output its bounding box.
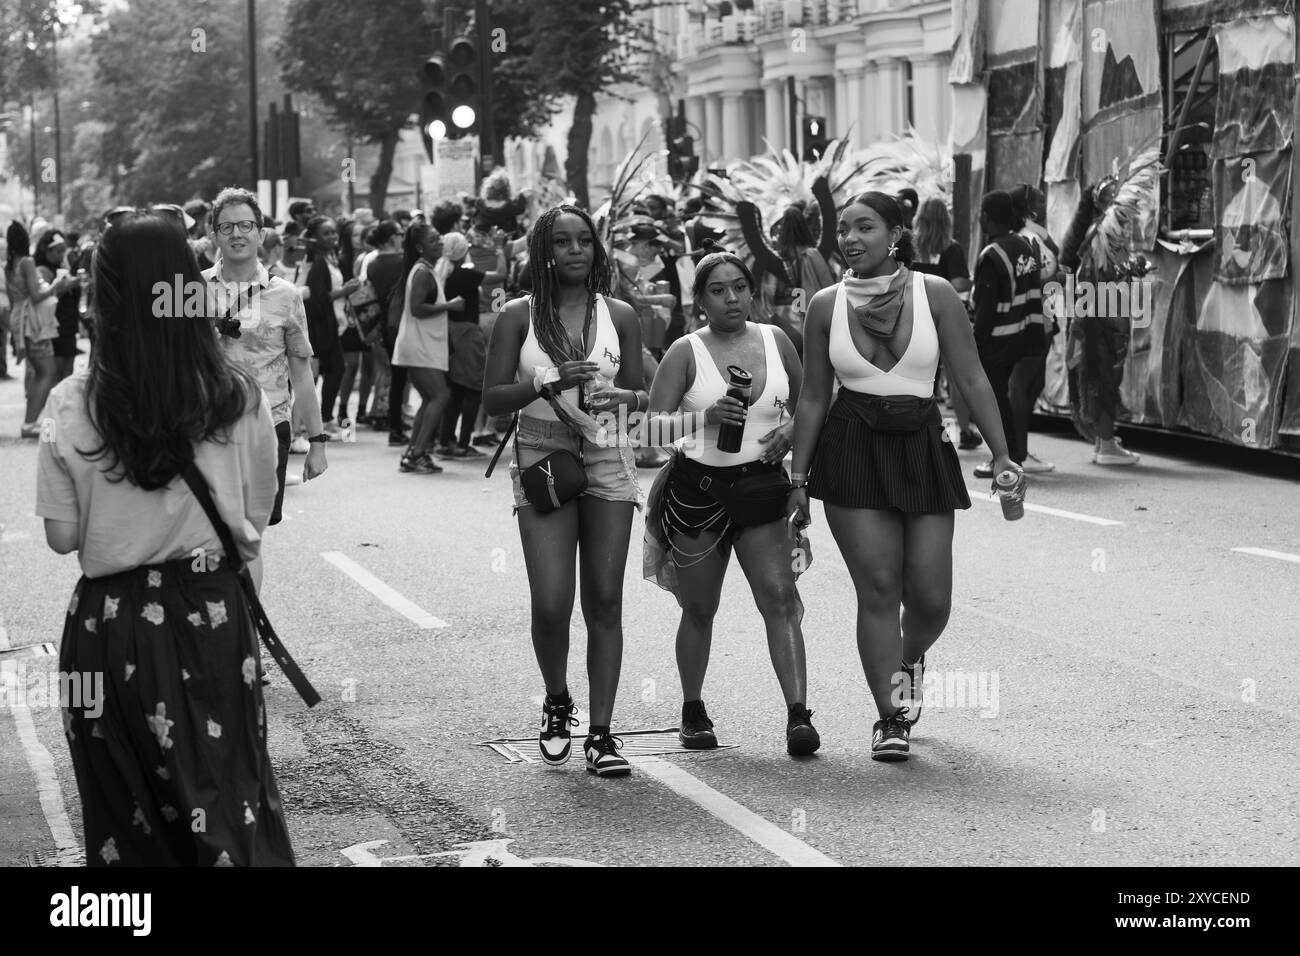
[181,462,321,707]
[484,297,594,513]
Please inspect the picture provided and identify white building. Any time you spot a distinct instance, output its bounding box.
[508,0,954,205]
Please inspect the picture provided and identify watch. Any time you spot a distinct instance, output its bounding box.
[790,477,809,489]
[306,433,329,444]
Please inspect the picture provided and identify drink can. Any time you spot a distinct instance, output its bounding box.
[995,469,1025,521]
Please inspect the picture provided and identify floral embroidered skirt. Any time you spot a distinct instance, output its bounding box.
[59,556,295,866]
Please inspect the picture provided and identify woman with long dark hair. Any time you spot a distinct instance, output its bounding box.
[35,212,294,865]
[7,220,69,436]
[299,216,358,437]
[642,251,818,755]
[788,192,1018,761]
[392,222,463,473]
[482,204,646,776]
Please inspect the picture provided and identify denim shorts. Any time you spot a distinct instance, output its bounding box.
[25,337,54,358]
[510,414,641,512]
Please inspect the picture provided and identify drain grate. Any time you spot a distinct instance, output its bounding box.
[480,727,739,763]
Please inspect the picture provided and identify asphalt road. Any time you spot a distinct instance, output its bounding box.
[3,365,1299,868]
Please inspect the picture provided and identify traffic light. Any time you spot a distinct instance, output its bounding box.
[802,115,828,162]
[446,35,479,136]
[420,55,449,159]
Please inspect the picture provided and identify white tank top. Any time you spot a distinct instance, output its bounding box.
[679,323,789,466]
[829,270,938,398]
[517,294,620,420]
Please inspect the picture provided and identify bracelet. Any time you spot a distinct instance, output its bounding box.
[789,472,809,483]
[790,478,809,489]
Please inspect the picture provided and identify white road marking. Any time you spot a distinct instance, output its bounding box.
[636,756,841,868]
[1232,547,1300,565]
[320,551,448,628]
[966,487,1124,526]
[0,619,83,865]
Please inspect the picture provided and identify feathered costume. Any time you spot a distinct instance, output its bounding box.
[1058,146,1163,441]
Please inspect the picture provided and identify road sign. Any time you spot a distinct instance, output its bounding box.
[435,136,477,199]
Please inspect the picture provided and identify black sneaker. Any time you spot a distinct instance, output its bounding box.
[871,710,911,761]
[973,460,995,479]
[678,700,718,749]
[471,433,501,447]
[900,654,925,727]
[786,703,821,756]
[539,695,578,765]
[958,429,983,450]
[388,431,410,447]
[400,453,443,474]
[584,732,631,777]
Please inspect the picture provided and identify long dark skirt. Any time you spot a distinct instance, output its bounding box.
[60,557,295,866]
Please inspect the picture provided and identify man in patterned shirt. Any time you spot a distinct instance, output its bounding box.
[203,187,327,548]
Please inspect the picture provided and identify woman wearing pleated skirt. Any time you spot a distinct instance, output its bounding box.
[35,211,294,865]
[789,192,1019,762]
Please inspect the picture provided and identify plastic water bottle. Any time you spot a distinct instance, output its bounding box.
[716,366,752,454]
[995,469,1026,521]
[942,417,960,446]
[339,418,357,443]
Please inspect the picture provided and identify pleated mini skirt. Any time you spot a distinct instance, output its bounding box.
[809,389,971,513]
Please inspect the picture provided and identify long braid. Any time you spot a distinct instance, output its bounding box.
[526,203,612,366]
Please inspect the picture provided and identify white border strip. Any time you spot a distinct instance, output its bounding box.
[1232,547,1300,565]
[966,487,1125,526]
[636,756,841,867]
[0,619,83,865]
[321,551,448,628]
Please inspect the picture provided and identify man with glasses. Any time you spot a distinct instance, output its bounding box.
[203,187,327,564]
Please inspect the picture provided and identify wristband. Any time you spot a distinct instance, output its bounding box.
[790,478,809,489]
[307,434,328,444]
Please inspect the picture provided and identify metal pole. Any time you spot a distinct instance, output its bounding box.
[787,76,797,157]
[28,96,39,214]
[51,27,62,215]
[346,134,356,211]
[248,0,259,186]
[475,0,494,179]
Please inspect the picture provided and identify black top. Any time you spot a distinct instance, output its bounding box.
[367,253,405,312]
[910,241,969,284]
[445,265,485,322]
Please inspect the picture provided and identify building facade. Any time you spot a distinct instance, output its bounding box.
[509,0,954,204]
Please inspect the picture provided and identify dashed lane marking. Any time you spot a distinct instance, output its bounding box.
[0,618,83,865]
[320,551,448,628]
[965,487,1125,526]
[1232,547,1300,566]
[636,756,841,868]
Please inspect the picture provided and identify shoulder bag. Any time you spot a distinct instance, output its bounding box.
[180,461,321,707]
[483,296,594,514]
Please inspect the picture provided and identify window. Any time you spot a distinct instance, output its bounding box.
[1160,29,1218,232]
[903,60,915,129]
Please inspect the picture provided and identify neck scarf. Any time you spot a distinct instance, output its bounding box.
[842,266,908,337]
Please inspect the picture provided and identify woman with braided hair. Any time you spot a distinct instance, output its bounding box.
[483,204,647,777]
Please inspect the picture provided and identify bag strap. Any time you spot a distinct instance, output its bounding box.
[484,413,518,478]
[180,461,321,708]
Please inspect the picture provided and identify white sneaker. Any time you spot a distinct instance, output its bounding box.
[1095,438,1140,466]
[1021,452,1056,474]
[289,436,310,455]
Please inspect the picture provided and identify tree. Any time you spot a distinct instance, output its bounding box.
[277,0,438,214]
[522,0,652,208]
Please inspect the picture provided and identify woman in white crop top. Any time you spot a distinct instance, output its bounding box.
[642,252,820,757]
[789,191,1020,762]
[482,204,648,778]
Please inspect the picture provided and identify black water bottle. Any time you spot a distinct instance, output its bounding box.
[716,365,752,454]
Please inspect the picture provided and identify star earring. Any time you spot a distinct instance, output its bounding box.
[887,241,899,260]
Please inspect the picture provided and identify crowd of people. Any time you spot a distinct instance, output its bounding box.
[11,165,1147,864]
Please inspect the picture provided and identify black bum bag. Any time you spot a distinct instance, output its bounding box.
[834,391,939,432]
[674,456,791,528]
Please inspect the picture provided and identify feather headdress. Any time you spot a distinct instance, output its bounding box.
[1083,147,1164,277]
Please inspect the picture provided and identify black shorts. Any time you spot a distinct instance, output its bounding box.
[271,421,291,526]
